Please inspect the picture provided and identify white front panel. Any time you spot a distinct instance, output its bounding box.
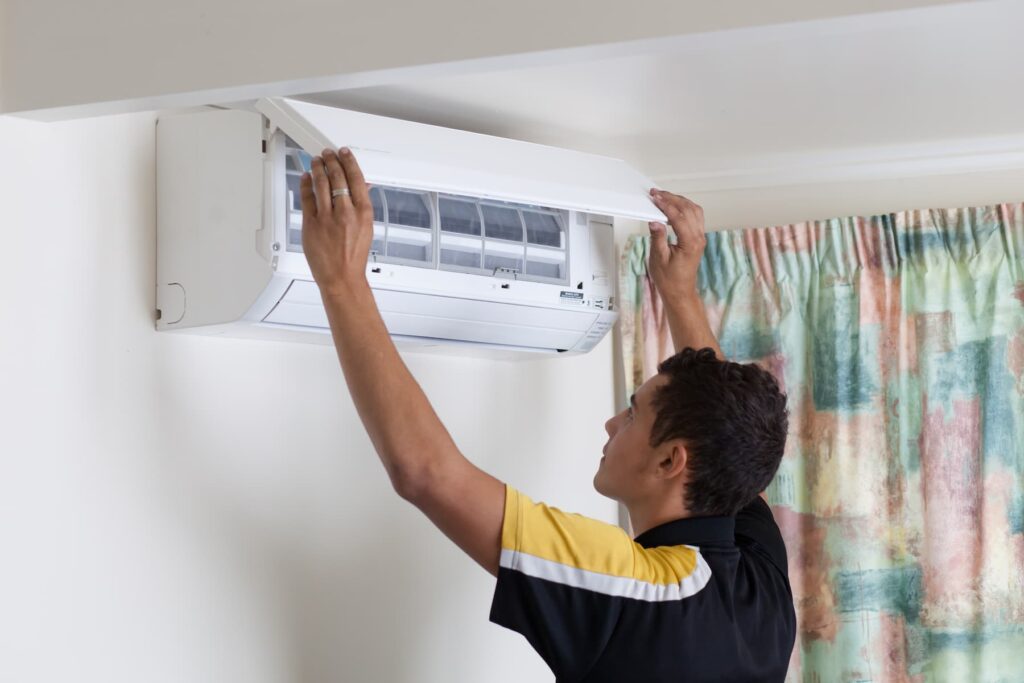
[264,280,597,351]
[256,97,664,222]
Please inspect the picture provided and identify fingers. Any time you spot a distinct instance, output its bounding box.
[336,147,371,216]
[650,190,681,222]
[648,221,669,259]
[311,156,333,216]
[321,149,352,214]
[649,189,706,246]
[649,189,703,225]
[650,191,684,243]
[300,172,317,217]
[650,188,702,216]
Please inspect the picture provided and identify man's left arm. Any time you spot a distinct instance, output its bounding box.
[301,147,505,576]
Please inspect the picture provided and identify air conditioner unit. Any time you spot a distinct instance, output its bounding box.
[156,97,663,358]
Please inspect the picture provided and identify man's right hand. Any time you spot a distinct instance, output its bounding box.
[647,189,708,303]
[646,189,724,359]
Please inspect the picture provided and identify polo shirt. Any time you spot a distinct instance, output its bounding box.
[490,486,796,682]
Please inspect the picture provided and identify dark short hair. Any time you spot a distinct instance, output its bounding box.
[650,347,789,516]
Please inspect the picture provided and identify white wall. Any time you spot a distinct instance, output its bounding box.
[664,170,1024,232]
[613,168,1024,246]
[0,112,619,683]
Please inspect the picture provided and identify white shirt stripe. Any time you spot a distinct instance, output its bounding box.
[499,547,713,602]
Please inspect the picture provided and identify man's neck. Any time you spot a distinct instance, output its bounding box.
[627,503,690,539]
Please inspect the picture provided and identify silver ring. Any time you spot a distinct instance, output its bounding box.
[331,188,350,197]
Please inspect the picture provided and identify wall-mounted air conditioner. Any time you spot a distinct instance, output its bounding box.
[156,98,663,358]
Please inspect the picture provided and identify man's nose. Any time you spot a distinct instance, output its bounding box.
[604,415,616,437]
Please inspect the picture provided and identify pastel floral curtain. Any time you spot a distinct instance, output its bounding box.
[619,204,1024,681]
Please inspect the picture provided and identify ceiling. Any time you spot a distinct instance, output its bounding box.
[301,0,1024,188]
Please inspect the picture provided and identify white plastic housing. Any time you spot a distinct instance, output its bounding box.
[156,102,658,358]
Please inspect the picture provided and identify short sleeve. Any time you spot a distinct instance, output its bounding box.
[490,486,710,680]
[734,496,790,580]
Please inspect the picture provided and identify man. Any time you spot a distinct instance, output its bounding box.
[299,148,796,682]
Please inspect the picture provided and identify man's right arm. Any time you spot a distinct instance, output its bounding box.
[647,189,724,359]
[647,190,766,491]
[662,295,723,359]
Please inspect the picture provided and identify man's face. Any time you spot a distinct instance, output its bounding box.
[594,373,673,505]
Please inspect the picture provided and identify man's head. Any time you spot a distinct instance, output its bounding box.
[594,347,789,517]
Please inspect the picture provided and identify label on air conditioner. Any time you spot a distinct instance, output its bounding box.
[560,291,585,304]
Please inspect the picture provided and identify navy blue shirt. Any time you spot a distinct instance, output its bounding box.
[490,487,796,682]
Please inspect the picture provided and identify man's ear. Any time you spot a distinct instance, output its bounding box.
[657,441,688,480]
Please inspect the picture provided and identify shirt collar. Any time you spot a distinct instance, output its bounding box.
[634,515,736,549]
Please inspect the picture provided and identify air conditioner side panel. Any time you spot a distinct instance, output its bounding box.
[156,108,273,331]
[587,216,615,309]
[568,216,618,353]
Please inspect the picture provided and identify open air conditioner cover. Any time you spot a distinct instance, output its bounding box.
[256,97,664,223]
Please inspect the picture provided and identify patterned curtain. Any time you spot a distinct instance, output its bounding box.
[619,204,1024,682]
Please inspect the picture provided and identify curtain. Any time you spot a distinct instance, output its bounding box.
[619,204,1024,681]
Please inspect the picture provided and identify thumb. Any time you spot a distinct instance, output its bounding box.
[648,222,670,261]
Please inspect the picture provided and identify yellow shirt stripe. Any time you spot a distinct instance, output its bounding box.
[502,485,701,587]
